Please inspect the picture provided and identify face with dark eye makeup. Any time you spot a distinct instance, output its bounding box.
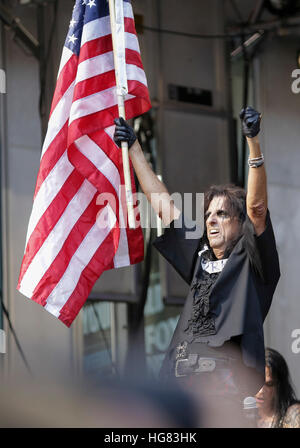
[205,196,242,260]
[255,367,275,412]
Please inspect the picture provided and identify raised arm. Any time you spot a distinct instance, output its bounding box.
[114,118,180,226]
[240,107,268,236]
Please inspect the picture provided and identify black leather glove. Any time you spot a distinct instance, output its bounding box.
[239,106,261,138]
[113,117,137,149]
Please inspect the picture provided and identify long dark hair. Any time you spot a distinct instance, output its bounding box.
[265,347,298,427]
[202,184,263,277]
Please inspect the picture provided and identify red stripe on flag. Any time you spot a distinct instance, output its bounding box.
[125,222,144,265]
[124,17,137,36]
[34,122,68,198]
[78,35,113,64]
[126,48,144,70]
[50,54,78,118]
[73,70,116,103]
[127,79,151,104]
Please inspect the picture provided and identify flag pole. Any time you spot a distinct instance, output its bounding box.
[109,0,135,229]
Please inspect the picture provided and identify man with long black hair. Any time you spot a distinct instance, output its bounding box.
[114,107,280,426]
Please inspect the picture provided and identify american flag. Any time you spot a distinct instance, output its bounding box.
[17,0,151,327]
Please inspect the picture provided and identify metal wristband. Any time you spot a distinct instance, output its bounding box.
[248,153,264,168]
[248,158,264,168]
[248,153,264,161]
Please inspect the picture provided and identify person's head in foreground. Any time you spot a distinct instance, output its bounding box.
[255,347,300,427]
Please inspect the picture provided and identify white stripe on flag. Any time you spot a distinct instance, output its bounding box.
[124,32,141,54]
[126,63,148,87]
[123,1,134,20]
[44,205,116,317]
[69,87,134,124]
[76,52,115,83]
[25,151,73,246]
[19,180,97,297]
[75,135,120,192]
[41,81,75,157]
[81,16,111,46]
[57,47,74,79]
[104,124,116,141]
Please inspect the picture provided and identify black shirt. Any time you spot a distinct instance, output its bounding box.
[153,211,280,395]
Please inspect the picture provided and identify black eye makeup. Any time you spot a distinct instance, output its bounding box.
[217,210,230,218]
[205,209,230,221]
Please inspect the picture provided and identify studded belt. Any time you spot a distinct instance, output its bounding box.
[175,354,234,378]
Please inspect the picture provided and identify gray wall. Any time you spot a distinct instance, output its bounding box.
[255,36,300,395]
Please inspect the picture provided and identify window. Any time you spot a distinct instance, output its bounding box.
[144,249,180,378]
[82,300,114,379]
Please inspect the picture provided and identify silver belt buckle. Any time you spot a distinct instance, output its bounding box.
[175,358,188,377]
[195,357,216,373]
